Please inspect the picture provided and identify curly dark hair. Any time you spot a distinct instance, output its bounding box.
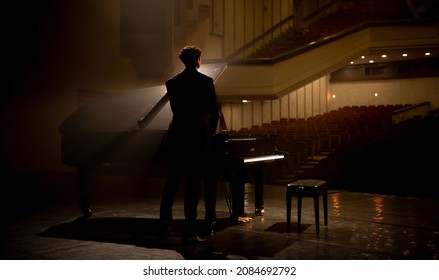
[179,45,202,68]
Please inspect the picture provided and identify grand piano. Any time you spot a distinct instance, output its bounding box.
[59,63,287,220]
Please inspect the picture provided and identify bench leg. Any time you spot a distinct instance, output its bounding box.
[314,194,320,234]
[286,190,291,232]
[297,195,302,232]
[323,190,328,226]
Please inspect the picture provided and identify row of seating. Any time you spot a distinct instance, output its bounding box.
[318,111,439,197]
[231,104,439,198]
[236,105,407,168]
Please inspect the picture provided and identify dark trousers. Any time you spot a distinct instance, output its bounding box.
[159,165,202,238]
[204,174,217,223]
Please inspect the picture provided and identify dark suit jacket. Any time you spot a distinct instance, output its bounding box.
[165,68,219,170]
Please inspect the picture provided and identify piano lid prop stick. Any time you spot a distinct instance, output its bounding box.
[137,93,169,129]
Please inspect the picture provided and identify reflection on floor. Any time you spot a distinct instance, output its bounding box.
[1,172,438,260]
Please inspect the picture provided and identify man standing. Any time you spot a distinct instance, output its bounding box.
[159,46,219,243]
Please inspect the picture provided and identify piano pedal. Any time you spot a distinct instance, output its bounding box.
[255,207,265,216]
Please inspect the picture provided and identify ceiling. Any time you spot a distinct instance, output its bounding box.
[348,46,439,65]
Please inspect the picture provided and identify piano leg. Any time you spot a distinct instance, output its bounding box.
[229,169,266,221]
[77,168,93,218]
[253,170,265,216]
[230,168,245,222]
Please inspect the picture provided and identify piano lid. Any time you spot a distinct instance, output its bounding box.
[58,85,167,134]
[58,62,227,134]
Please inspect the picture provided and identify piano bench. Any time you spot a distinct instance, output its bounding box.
[286,179,328,234]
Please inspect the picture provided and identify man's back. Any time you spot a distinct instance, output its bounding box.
[166,68,217,126]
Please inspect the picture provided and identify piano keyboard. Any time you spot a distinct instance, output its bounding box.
[243,154,285,163]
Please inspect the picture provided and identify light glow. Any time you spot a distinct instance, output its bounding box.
[244,154,284,163]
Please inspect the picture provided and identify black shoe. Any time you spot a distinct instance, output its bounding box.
[183,235,207,244]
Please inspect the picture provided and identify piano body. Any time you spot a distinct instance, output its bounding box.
[213,133,288,220]
[59,84,172,218]
[59,63,287,220]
